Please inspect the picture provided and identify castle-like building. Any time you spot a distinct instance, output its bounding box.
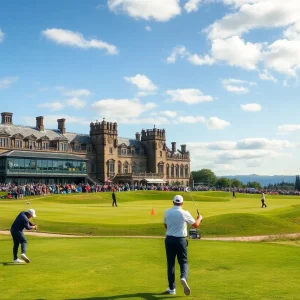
[0,112,191,186]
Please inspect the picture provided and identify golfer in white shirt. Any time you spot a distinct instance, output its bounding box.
[164,195,202,296]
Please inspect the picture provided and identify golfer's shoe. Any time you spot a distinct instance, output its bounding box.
[13,258,25,263]
[166,288,176,295]
[180,278,191,296]
[21,253,30,263]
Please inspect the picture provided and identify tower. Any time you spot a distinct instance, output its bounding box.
[89,119,118,182]
[141,126,166,174]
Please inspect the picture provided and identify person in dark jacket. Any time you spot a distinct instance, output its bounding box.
[10,209,37,263]
[112,191,118,207]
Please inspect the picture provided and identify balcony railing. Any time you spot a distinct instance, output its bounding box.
[0,145,87,154]
[114,172,162,179]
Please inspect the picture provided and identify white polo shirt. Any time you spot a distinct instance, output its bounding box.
[164,206,196,237]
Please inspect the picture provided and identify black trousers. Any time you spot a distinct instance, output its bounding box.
[10,230,27,260]
[261,200,267,207]
[165,236,188,290]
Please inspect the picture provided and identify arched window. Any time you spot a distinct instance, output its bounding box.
[132,162,136,173]
[171,164,174,177]
[180,165,184,177]
[124,161,129,174]
[158,162,164,174]
[108,159,115,173]
[166,164,170,176]
[118,161,122,174]
[139,162,144,172]
[175,164,179,178]
[185,165,189,178]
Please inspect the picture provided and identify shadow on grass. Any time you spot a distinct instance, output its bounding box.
[0,261,27,266]
[67,292,182,300]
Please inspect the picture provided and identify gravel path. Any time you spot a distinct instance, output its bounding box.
[1,230,299,241]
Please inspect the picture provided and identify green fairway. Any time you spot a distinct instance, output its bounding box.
[0,191,300,237]
[0,235,299,300]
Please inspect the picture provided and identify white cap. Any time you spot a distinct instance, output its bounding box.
[27,209,37,218]
[173,195,183,204]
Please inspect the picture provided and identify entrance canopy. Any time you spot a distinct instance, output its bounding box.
[144,178,166,184]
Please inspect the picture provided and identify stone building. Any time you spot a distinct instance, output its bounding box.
[0,112,191,185]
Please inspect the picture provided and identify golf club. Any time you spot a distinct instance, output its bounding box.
[185,187,200,217]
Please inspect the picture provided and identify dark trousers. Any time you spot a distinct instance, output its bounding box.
[112,199,117,206]
[165,236,188,290]
[10,230,27,260]
[261,200,267,208]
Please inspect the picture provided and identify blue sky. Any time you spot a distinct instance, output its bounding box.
[1,0,300,175]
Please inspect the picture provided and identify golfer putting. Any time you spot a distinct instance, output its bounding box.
[164,195,202,296]
[10,209,38,263]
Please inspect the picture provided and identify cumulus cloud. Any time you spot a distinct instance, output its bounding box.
[167,45,214,66]
[38,101,65,111]
[166,88,213,104]
[278,124,300,134]
[206,117,230,130]
[66,97,86,109]
[160,110,178,118]
[42,28,118,55]
[240,103,262,112]
[124,74,157,96]
[108,0,181,22]
[184,0,202,13]
[0,77,18,89]
[177,116,230,130]
[91,98,157,121]
[222,78,256,94]
[259,70,277,82]
[56,86,91,97]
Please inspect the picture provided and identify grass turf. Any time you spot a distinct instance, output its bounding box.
[0,235,300,300]
[1,191,300,237]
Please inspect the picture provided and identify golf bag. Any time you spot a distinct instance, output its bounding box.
[189,228,201,239]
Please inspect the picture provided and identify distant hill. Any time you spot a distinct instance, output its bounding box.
[221,175,296,186]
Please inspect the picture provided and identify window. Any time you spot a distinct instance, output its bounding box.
[118,161,122,174]
[124,161,129,174]
[166,164,170,176]
[15,140,22,148]
[0,138,8,147]
[175,165,179,178]
[28,141,35,149]
[121,148,127,155]
[59,143,68,151]
[158,163,164,174]
[180,165,184,177]
[42,142,49,150]
[108,160,115,173]
[171,164,174,177]
[185,165,189,177]
[160,151,162,157]
[109,147,113,154]
[132,162,136,173]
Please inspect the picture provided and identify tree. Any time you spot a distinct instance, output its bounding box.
[191,169,217,186]
[216,177,231,188]
[295,175,300,191]
[231,178,243,188]
[246,181,262,189]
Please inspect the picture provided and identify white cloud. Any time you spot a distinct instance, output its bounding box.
[0,28,4,42]
[38,101,65,111]
[66,98,86,109]
[42,28,118,55]
[108,0,181,22]
[56,86,91,97]
[236,138,292,149]
[167,46,214,66]
[160,110,178,118]
[124,74,157,96]
[166,88,213,104]
[240,103,262,112]
[259,70,277,82]
[184,0,202,13]
[278,124,300,134]
[0,77,18,89]
[211,36,262,70]
[177,116,206,124]
[145,25,152,32]
[206,117,230,130]
[222,78,256,94]
[91,98,157,121]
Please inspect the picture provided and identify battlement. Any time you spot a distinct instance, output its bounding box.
[90,119,118,135]
[141,126,166,141]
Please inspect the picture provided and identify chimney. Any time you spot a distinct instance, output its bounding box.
[135,132,141,141]
[57,118,66,134]
[1,112,13,125]
[36,116,44,131]
[181,144,187,153]
[171,142,176,153]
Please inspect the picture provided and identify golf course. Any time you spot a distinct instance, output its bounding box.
[1,191,300,299]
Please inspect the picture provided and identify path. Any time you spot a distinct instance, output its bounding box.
[1,230,300,241]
